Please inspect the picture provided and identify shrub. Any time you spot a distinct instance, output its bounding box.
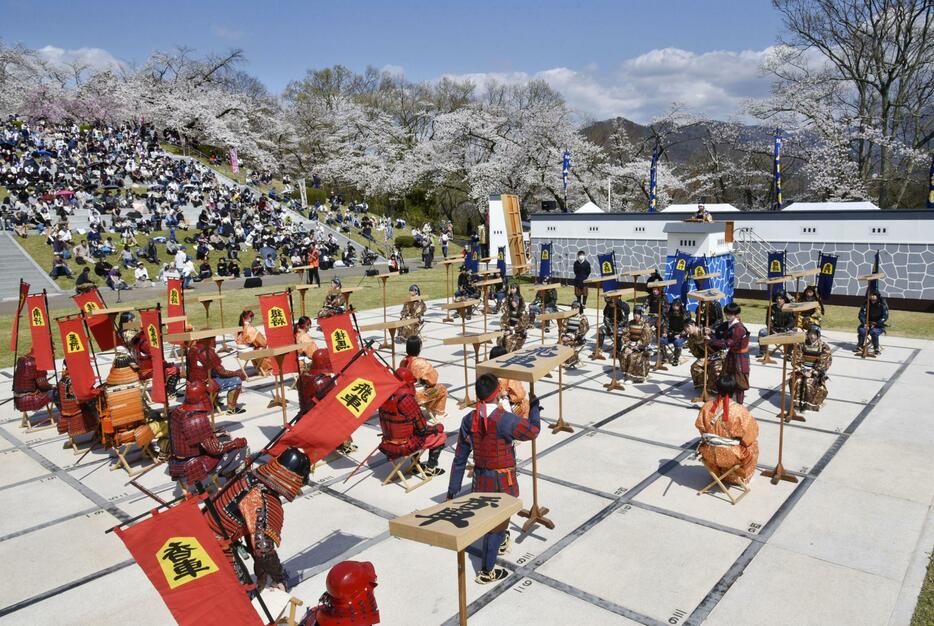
[394,235,417,249]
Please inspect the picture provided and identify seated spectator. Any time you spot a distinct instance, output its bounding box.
[121,245,135,269]
[75,266,95,292]
[228,260,241,278]
[101,237,116,255]
[250,256,263,276]
[106,267,131,291]
[72,240,91,265]
[134,262,154,288]
[49,255,73,279]
[198,259,212,280]
[217,257,229,276]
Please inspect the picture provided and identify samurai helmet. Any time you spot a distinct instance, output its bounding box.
[571,300,583,312]
[394,366,417,391]
[331,277,342,289]
[807,324,821,337]
[633,306,644,316]
[309,349,333,376]
[313,561,380,626]
[254,448,310,501]
[408,284,420,296]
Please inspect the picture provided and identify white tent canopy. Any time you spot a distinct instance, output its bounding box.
[574,201,604,214]
[783,201,880,211]
[661,203,739,213]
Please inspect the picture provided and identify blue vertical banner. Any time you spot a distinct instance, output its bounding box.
[817,253,838,299]
[868,250,881,294]
[691,256,710,290]
[767,250,786,279]
[496,246,507,278]
[927,154,934,209]
[562,150,571,192]
[666,250,691,301]
[466,242,480,273]
[648,145,658,213]
[596,251,618,292]
[539,242,552,279]
[773,130,783,211]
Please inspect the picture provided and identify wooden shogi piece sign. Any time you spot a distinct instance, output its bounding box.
[646,279,677,372]
[440,258,462,321]
[359,318,419,368]
[441,299,480,339]
[754,276,791,364]
[340,286,366,308]
[758,331,806,485]
[856,272,885,359]
[373,274,394,348]
[389,494,522,626]
[196,294,223,329]
[293,284,314,318]
[584,276,611,360]
[477,344,575,533]
[474,277,502,318]
[239,343,302,426]
[443,331,504,408]
[601,288,630,390]
[687,288,725,404]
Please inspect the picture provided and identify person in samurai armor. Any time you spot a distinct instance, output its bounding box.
[707,302,751,403]
[377,367,446,476]
[660,298,691,365]
[169,380,249,492]
[300,560,380,626]
[498,283,530,353]
[294,315,319,359]
[596,294,630,354]
[400,336,448,420]
[206,447,311,591]
[296,348,357,454]
[856,290,889,355]
[186,336,247,414]
[117,312,180,397]
[695,376,759,485]
[528,281,558,332]
[454,265,479,319]
[616,306,654,383]
[14,348,57,413]
[318,278,347,318]
[398,284,426,340]
[796,284,825,330]
[559,300,590,368]
[756,291,795,357]
[447,374,542,584]
[55,365,99,439]
[488,345,530,419]
[643,282,665,330]
[686,318,721,394]
[794,324,832,412]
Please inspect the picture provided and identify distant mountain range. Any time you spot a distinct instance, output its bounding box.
[581,116,778,164]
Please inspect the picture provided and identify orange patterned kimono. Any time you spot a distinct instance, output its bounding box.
[695,397,759,484]
[295,329,318,358]
[237,323,273,376]
[401,355,448,417]
[499,377,529,420]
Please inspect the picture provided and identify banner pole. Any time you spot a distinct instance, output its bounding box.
[12,279,23,379]
[43,290,59,390]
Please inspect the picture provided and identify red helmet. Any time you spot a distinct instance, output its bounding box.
[182,380,211,410]
[314,561,379,626]
[310,349,333,376]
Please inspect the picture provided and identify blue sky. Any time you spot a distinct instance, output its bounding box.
[0,0,787,122]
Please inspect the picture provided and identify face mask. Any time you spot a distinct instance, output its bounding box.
[578,255,584,261]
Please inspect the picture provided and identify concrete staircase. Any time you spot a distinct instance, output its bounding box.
[0,232,63,300]
[732,226,773,281]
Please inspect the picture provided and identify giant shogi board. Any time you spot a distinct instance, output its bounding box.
[0,298,931,625]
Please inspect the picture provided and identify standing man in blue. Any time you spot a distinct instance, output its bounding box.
[446,374,541,584]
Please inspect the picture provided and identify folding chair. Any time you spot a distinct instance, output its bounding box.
[697,463,750,505]
[110,440,159,477]
[382,451,434,493]
[19,403,56,433]
[273,595,304,626]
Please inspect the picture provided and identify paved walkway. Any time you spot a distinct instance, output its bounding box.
[0,307,930,625]
[0,232,62,299]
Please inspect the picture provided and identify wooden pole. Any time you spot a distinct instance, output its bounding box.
[518,380,555,532]
[457,550,468,626]
[444,265,453,323]
[590,285,605,360]
[457,312,473,409]
[604,297,623,391]
[693,302,710,405]
[550,358,573,434]
[652,292,667,371]
[761,344,799,485]
[860,286,875,359]
[760,284,775,364]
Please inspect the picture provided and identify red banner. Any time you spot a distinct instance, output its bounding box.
[318,311,360,372]
[140,308,167,404]
[115,498,262,626]
[259,291,298,375]
[57,317,97,402]
[26,293,55,371]
[166,278,186,336]
[73,289,117,352]
[10,280,29,352]
[270,351,401,462]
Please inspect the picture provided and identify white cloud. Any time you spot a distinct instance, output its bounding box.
[34,45,126,74]
[211,24,243,41]
[440,47,778,123]
[380,64,405,77]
